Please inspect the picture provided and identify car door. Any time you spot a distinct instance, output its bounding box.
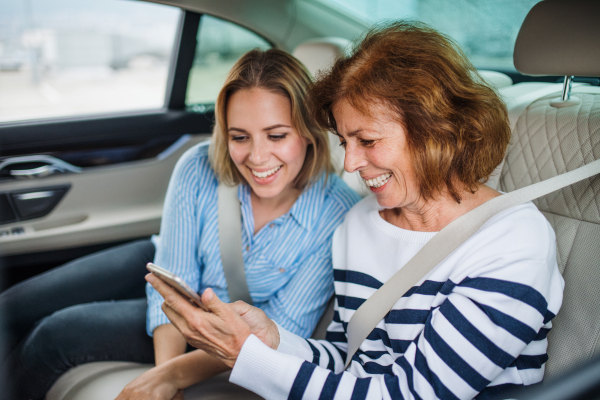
[0,0,271,289]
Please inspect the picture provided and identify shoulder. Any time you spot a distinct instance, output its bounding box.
[172,141,216,183]
[333,195,379,241]
[481,201,555,261]
[344,195,379,224]
[322,174,362,212]
[456,202,562,310]
[175,140,211,169]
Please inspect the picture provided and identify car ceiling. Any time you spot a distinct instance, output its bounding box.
[145,0,367,51]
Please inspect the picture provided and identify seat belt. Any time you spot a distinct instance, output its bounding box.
[218,183,253,305]
[344,157,600,368]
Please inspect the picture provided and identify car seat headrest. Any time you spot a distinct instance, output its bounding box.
[292,37,350,78]
[514,0,600,77]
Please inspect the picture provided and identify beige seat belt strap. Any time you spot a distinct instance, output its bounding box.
[218,183,253,305]
[345,158,600,368]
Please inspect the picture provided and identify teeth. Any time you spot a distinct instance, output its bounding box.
[252,166,281,179]
[364,173,392,188]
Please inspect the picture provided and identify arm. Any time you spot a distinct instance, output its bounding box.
[117,349,230,400]
[146,146,209,359]
[147,210,559,399]
[232,272,558,400]
[153,324,187,365]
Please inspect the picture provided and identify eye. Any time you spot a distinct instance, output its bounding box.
[359,139,375,147]
[339,139,347,148]
[269,133,288,141]
[230,135,248,142]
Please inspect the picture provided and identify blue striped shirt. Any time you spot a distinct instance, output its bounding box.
[146,142,360,337]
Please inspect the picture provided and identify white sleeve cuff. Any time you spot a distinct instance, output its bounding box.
[276,322,315,361]
[230,334,305,400]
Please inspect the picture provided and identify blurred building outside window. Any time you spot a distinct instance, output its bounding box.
[0,0,180,123]
[319,0,542,71]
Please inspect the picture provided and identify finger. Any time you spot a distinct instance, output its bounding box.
[173,390,185,400]
[161,302,193,333]
[231,300,253,316]
[147,274,198,318]
[200,288,229,317]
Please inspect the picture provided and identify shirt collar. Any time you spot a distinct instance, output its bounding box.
[237,172,328,231]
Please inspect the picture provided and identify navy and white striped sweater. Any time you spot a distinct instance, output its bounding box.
[230,196,564,399]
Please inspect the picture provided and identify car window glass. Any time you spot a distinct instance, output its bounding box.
[185,15,271,110]
[0,0,180,123]
[316,0,542,71]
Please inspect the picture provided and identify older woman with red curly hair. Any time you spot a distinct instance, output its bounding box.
[147,21,563,399]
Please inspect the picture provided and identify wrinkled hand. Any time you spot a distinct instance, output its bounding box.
[115,365,183,400]
[146,274,278,368]
[231,300,279,350]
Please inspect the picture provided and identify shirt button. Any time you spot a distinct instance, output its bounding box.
[245,245,250,251]
[269,223,275,228]
[279,268,285,273]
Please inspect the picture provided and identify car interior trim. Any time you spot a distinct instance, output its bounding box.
[166,11,201,110]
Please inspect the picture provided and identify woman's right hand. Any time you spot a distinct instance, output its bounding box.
[231,300,280,350]
[115,365,183,400]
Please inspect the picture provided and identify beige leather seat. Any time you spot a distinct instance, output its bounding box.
[292,37,371,197]
[498,0,600,380]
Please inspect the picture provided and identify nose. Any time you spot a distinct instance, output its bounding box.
[249,138,269,165]
[343,142,367,173]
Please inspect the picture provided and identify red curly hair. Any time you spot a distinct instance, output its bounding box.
[309,21,510,203]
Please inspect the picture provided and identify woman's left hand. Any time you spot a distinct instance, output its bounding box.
[115,364,183,400]
[146,274,267,368]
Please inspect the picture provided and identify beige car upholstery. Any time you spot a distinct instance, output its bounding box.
[293,38,371,197]
[501,87,600,379]
[500,0,600,380]
[478,70,513,90]
[514,0,600,77]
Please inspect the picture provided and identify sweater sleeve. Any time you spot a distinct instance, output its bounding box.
[146,144,213,335]
[230,259,561,400]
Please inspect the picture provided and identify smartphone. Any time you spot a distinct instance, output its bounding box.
[146,262,206,310]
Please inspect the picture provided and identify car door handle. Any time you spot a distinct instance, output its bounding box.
[0,155,82,180]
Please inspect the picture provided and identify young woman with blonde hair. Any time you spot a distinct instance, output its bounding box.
[1,49,359,400]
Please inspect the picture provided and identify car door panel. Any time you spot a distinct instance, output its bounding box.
[0,133,208,256]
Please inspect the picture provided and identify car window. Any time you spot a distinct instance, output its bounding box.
[185,15,271,110]
[315,0,542,71]
[0,0,180,123]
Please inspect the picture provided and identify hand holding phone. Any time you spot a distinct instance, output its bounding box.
[146,262,207,310]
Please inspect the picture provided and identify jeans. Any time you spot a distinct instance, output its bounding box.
[0,239,156,400]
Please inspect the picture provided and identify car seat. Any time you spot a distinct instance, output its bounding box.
[497,0,600,380]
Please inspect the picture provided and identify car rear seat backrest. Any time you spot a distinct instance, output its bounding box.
[293,38,371,197]
[499,0,600,379]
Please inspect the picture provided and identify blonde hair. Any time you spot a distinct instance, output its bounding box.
[209,49,332,189]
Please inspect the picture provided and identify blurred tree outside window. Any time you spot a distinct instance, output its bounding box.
[319,0,541,70]
[185,15,271,110]
[0,0,180,123]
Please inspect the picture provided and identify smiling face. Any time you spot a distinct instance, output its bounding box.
[227,88,309,202]
[333,99,422,210]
